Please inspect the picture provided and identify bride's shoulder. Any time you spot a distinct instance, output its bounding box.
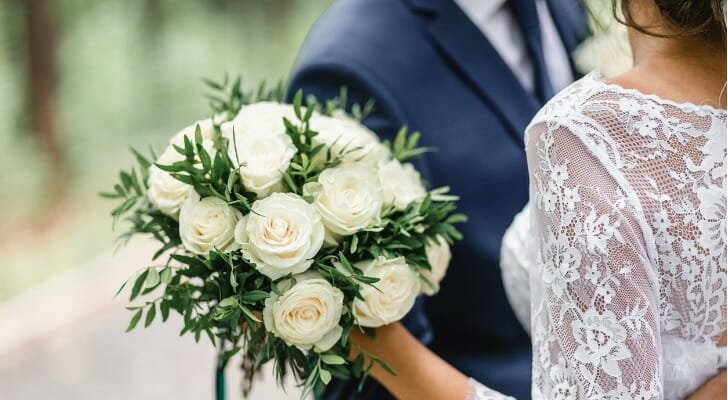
[528,70,726,132]
[526,71,609,130]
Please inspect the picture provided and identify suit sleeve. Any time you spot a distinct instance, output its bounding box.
[287,58,407,144]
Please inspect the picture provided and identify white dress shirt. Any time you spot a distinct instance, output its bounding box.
[453,0,573,94]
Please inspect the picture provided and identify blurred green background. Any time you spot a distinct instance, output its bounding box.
[0,0,331,302]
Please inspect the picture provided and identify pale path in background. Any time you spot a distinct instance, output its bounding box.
[0,238,300,400]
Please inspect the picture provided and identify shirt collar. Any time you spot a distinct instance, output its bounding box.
[453,0,508,22]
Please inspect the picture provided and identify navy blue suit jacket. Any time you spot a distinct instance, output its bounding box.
[287,0,587,398]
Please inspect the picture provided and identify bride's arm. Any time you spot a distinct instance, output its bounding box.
[351,322,725,400]
[348,323,471,400]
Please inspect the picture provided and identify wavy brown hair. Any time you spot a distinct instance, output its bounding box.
[615,0,726,44]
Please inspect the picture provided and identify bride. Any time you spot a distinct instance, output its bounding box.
[347,0,727,399]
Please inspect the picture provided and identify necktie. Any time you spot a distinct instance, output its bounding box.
[510,0,554,102]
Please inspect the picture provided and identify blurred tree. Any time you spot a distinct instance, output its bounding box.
[144,0,163,33]
[23,0,65,198]
[261,0,289,22]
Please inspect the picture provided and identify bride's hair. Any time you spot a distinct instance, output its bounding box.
[614,0,726,44]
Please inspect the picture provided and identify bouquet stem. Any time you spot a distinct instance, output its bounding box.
[215,341,228,400]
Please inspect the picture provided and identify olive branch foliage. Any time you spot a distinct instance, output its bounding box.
[101,75,465,398]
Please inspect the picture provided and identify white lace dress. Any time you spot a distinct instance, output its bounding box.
[470,72,727,400]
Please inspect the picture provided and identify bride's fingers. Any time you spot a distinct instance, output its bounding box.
[719,331,726,347]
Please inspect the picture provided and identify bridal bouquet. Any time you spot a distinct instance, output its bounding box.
[103,77,465,397]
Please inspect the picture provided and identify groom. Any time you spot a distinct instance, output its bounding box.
[287,0,587,398]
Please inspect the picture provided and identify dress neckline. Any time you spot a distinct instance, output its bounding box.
[586,70,728,115]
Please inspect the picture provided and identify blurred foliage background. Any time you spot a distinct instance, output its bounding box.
[0,0,332,301]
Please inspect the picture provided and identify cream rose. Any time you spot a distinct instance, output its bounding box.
[421,236,452,296]
[179,196,242,255]
[308,114,390,165]
[148,136,216,218]
[263,273,344,352]
[169,117,219,148]
[147,145,193,217]
[303,164,383,238]
[378,159,427,209]
[234,193,325,280]
[221,102,298,138]
[226,130,297,197]
[352,257,421,327]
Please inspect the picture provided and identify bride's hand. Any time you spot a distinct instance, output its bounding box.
[347,323,470,400]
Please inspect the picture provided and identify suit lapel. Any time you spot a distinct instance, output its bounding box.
[424,1,541,143]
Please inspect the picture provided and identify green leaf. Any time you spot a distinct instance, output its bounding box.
[239,305,262,323]
[160,300,170,322]
[374,359,397,376]
[160,268,173,285]
[131,147,152,170]
[170,254,209,270]
[351,354,364,377]
[229,270,239,290]
[144,304,157,328]
[350,235,359,254]
[282,172,297,193]
[338,252,355,274]
[126,309,143,332]
[114,272,136,298]
[239,290,269,304]
[353,275,379,284]
[319,369,332,385]
[129,269,149,301]
[321,354,347,365]
[445,214,468,224]
[145,267,160,288]
[218,297,238,308]
[99,191,122,199]
[293,90,303,120]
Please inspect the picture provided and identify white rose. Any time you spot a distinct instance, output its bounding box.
[147,145,193,217]
[263,273,344,352]
[226,130,297,197]
[179,196,242,255]
[221,102,298,138]
[421,236,452,296]
[147,137,216,218]
[303,164,383,238]
[352,257,421,327]
[308,114,390,165]
[234,193,325,280]
[169,117,219,148]
[378,159,426,209]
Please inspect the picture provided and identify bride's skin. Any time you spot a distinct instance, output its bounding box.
[348,1,727,399]
[609,1,727,109]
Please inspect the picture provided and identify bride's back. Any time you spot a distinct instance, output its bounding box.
[532,71,726,343]
[516,2,726,398]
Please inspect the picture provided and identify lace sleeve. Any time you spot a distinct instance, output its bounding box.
[466,379,516,400]
[525,115,664,398]
[501,205,535,333]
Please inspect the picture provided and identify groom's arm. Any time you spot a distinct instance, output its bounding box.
[287,59,433,344]
[287,59,407,144]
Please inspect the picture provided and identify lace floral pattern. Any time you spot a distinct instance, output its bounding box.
[467,379,516,400]
[473,72,726,399]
